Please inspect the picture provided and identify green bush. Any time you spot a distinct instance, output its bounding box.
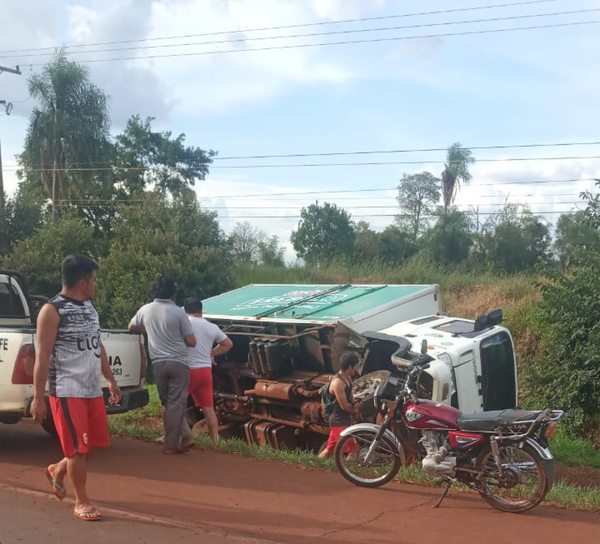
[521,259,600,435]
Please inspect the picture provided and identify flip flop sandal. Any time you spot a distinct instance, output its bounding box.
[45,468,66,500]
[73,508,102,521]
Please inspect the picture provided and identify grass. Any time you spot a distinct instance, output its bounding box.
[109,386,600,511]
[550,430,600,469]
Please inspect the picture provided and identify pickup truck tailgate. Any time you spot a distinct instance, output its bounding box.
[101,330,145,388]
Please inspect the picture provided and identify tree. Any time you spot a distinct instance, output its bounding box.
[524,253,600,434]
[353,221,382,262]
[229,221,263,263]
[474,204,550,273]
[290,202,354,266]
[441,143,475,212]
[422,208,474,264]
[93,193,233,328]
[19,49,111,221]
[257,235,286,267]
[3,215,98,296]
[397,172,441,242]
[113,115,216,197]
[0,190,46,258]
[554,210,600,268]
[379,225,418,264]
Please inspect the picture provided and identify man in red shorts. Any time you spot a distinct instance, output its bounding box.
[184,297,232,446]
[318,352,361,459]
[30,254,121,521]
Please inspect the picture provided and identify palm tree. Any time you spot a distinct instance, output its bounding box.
[24,49,110,221]
[441,142,475,213]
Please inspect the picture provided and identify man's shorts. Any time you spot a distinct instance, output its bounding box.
[49,396,110,458]
[189,367,214,408]
[325,426,359,454]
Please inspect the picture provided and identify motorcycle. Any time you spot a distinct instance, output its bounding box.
[334,340,563,513]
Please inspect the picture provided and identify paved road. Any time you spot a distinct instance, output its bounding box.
[0,485,258,544]
[1,422,599,544]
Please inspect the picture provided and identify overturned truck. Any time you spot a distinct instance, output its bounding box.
[191,284,518,453]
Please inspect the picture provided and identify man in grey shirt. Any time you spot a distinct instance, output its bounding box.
[129,275,196,454]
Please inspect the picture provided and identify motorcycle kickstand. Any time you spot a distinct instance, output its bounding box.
[433,480,452,508]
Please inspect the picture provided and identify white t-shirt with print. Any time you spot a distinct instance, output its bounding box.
[187,316,227,369]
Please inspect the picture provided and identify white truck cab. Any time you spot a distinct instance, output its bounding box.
[377,312,518,414]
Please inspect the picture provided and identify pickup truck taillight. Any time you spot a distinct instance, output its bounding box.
[12,344,35,385]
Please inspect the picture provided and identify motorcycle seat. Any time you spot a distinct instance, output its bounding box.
[457,409,541,432]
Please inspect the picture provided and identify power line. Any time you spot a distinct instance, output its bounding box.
[52,206,583,218]
[19,20,600,67]
[214,140,600,161]
[0,0,561,56]
[54,192,586,204]
[8,140,600,170]
[4,7,596,61]
[5,155,600,173]
[59,201,585,209]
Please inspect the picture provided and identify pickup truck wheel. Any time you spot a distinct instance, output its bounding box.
[41,413,58,438]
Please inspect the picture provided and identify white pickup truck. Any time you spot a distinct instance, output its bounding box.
[0,269,149,435]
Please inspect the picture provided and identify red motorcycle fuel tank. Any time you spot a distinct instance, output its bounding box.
[401,400,460,430]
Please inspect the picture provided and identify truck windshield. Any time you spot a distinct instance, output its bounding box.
[480,332,517,410]
[0,282,26,318]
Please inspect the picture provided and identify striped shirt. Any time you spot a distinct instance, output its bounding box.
[48,295,103,398]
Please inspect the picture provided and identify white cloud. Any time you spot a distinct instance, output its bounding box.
[311,0,386,20]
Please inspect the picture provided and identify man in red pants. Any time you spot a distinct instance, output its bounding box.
[30,254,121,521]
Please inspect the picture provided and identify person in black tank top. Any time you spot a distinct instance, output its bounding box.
[318,352,361,459]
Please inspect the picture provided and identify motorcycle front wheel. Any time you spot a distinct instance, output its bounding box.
[334,428,401,488]
[476,441,549,513]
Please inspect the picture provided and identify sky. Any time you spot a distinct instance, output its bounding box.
[1,0,600,261]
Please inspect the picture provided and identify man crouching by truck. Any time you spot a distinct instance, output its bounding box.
[30,254,122,521]
[318,352,361,459]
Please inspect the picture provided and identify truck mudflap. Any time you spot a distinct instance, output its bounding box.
[103,387,149,415]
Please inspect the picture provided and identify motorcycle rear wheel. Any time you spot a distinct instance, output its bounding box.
[334,429,401,488]
[476,441,549,513]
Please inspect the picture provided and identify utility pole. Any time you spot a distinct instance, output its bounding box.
[0,64,23,247]
[0,139,4,219]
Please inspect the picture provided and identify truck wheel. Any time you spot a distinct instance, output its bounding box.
[41,412,58,438]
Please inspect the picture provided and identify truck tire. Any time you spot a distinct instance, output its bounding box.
[40,397,58,438]
[41,412,58,438]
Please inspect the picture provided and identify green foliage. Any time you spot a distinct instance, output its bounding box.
[0,190,46,257]
[441,142,475,211]
[113,114,216,197]
[258,235,285,267]
[396,171,441,241]
[353,221,383,262]
[522,259,600,434]
[3,215,98,296]
[290,201,354,266]
[228,221,260,263]
[19,49,111,220]
[422,208,473,264]
[379,225,418,264]
[554,210,600,268]
[474,204,551,273]
[93,193,233,328]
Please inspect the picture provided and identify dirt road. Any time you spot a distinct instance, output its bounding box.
[1,423,599,544]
